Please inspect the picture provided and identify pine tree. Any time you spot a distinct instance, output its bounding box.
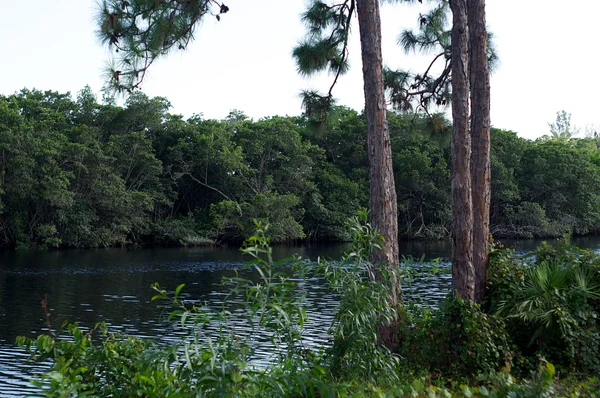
[293,0,401,350]
[449,0,475,300]
[549,110,578,141]
[468,0,491,303]
[385,0,494,302]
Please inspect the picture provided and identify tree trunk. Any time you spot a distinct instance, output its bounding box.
[450,0,475,301]
[355,0,402,350]
[468,0,491,304]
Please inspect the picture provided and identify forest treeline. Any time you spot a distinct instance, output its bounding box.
[1,87,600,249]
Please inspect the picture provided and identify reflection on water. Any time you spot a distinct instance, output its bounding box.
[1,236,599,395]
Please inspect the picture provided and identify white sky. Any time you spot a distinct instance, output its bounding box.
[1,0,598,140]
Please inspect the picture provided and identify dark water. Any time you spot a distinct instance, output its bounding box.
[1,237,599,396]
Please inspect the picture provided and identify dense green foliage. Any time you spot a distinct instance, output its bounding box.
[3,88,600,249]
[487,238,600,375]
[17,223,600,396]
[402,297,511,376]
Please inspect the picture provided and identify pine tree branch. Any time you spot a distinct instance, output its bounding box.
[99,0,230,92]
[327,0,354,97]
[407,60,450,97]
[294,0,354,121]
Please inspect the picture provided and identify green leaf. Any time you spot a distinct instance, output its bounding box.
[461,385,472,397]
[168,310,184,322]
[231,372,243,383]
[184,343,192,370]
[412,379,425,392]
[174,283,185,298]
[543,362,556,383]
[47,371,64,383]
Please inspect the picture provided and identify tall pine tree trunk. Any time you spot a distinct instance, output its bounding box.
[450,0,475,300]
[355,0,401,350]
[468,0,491,304]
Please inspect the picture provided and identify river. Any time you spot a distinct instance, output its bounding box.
[1,236,599,396]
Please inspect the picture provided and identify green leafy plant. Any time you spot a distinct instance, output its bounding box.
[401,296,511,377]
[489,238,600,373]
[313,210,404,385]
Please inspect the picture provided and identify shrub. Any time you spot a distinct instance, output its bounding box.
[402,296,511,377]
[35,224,62,248]
[317,212,402,385]
[504,202,552,238]
[488,237,600,374]
[210,193,305,242]
[150,217,214,246]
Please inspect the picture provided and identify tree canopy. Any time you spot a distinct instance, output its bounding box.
[2,88,600,250]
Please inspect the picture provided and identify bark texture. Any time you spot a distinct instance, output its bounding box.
[468,0,491,303]
[450,0,475,301]
[356,0,401,350]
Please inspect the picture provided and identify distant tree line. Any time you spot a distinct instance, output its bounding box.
[0,87,599,249]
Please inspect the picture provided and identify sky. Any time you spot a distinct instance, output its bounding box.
[1,0,598,140]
